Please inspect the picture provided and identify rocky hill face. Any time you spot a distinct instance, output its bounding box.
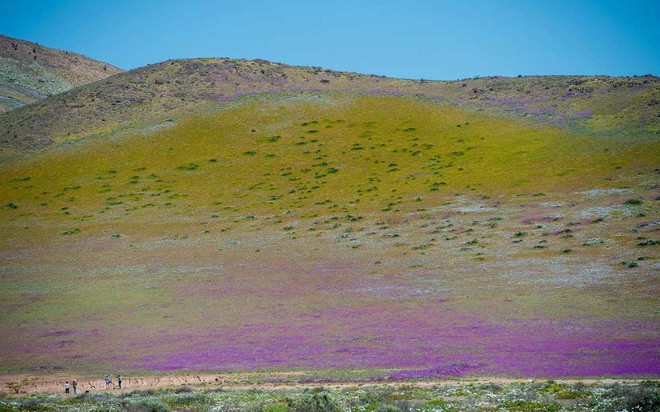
[0,34,122,113]
[0,57,657,155]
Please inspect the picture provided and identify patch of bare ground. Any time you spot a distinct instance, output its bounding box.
[0,371,653,396]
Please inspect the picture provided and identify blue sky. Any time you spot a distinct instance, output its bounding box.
[2,0,658,79]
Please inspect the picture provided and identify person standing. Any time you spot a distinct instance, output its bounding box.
[72,380,78,395]
[64,381,70,394]
[104,375,111,389]
[117,375,122,389]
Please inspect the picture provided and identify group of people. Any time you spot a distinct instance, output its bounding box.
[64,375,122,394]
[104,374,123,390]
[63,380,77,395]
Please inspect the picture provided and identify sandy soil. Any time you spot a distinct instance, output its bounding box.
[0,371,649,396]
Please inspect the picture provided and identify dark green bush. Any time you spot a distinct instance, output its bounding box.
[603,382,660,412]
[122,397,171,412]
[498,399,561,411]
[374,404,401,412]
[176,163,199,171]
[288,392,341,412]
[174,386,192,394]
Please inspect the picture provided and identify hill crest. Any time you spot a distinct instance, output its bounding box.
[0,34,122,112]
[1,57,657,156]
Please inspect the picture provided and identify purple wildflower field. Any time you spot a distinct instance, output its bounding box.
[119,310,658,377]
[3,233,657,378]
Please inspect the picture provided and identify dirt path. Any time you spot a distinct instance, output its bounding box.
[0,371,649,396]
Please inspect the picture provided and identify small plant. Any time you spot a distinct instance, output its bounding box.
[625,198,643,205]
[605,381,660,412]
[621,261,639,268]
[263,403,289,412]
[177,163,199,171]
[555,388,588,399]
[122,397,171,412]
[498,399,561,412]
[288,392,341,412]
[583,238,604,246]
[374,405,402,412]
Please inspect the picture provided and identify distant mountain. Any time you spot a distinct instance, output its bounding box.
[0,34,122,113]
[0,57,657,154]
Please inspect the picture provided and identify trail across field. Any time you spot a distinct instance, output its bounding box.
[0,371,649,396]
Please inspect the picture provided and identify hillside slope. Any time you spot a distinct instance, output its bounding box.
[0,94,658,376]
[0,58,658,154]
[0,34,122,113]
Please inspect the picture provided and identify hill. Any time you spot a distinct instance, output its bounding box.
[0,34,122,113]
[0,58,658,377]
[0,58,658,154]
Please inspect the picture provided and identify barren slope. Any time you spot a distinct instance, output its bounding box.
[0,35,122,113]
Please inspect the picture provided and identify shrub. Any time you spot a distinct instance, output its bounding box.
[174,386,193,394]
[582,238,604,246]
[602,382,660,412]
[177,163,199,171]
[625,198,643,205]
[375,405,402,412]
[555,389,586,399]
[288,392,342,412]
[498,399,561,412]
[262,403,289,412]
[122,397,171,412]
